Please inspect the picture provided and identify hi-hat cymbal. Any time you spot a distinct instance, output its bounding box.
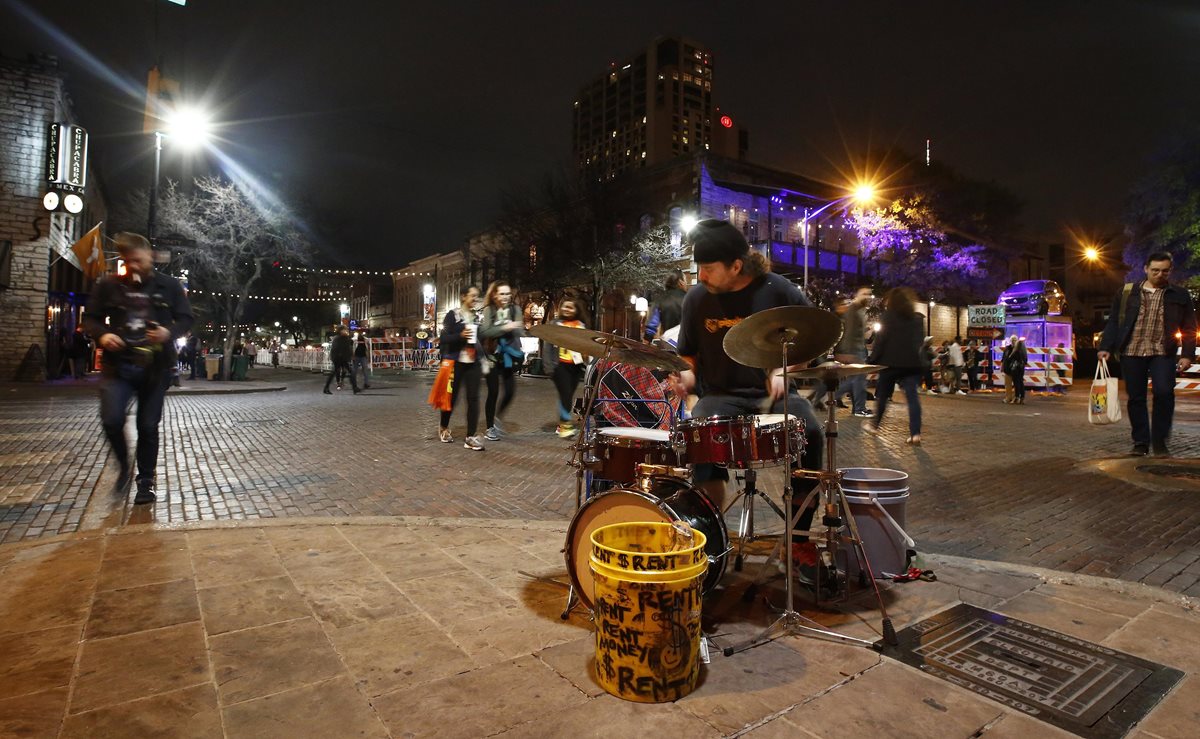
[790,361,884,382]
[722,306,843,370]
[527,324,690,372]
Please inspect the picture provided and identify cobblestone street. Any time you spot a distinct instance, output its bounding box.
[3,367,1200,597]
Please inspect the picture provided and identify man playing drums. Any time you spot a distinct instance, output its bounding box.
[674,219,826,583]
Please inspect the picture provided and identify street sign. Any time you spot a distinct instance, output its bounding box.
[968,304,1006,328]
[967,327,1004,340]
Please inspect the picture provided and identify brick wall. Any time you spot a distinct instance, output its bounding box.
[0,55,105,381]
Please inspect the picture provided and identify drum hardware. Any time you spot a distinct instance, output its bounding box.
[720,316,897,653]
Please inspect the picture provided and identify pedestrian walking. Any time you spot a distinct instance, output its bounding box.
[1098,251,1197,457]
[68,326,91,379]
[435,286,485,450]
[271,339,280,368]
[353,335,372,389]
[1005,336,1028,404]
[481,281,524,440]
[920,336,937,393]
[824,286,873,416]
[544,297,589,438]
[84,232,194,504]
[1001,337,1016,403]
[324,327,360,394]
[864,287,925,445]
[244,339,256,368]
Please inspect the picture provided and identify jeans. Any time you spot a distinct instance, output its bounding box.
[485,364,517,427]
[552,363,585,422]
[325,361,358,391]
[1121,355,1177,445]
[1012,367,1026,400]
[352,356,371,387]
[829,350,868,412]
[440,361,481,437]
[966,365,979,391]
[99,367,171,481]
[873,368,922,436]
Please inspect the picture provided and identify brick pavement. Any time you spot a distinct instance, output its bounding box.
[2,367,1200,596]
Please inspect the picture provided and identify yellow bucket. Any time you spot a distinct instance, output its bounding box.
[590,522,707,703]
[590,521,708,573]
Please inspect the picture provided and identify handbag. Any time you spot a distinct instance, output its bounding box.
[1088,361,1122,425]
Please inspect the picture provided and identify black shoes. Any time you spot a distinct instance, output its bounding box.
[114,464,134,495]
[323,388,333,395]
[353,388,362,394]
[1152,441,1170,458]
[133,478,156,504]
[1131,443,1150,457]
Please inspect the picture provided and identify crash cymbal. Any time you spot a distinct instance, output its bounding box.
[790,361,884,382]
[527,324,690,372]
[722,306,843,370]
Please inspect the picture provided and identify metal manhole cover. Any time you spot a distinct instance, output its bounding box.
[1135,464,1200,480]
[881,603,1182,738]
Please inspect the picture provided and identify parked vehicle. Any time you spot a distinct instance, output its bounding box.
[998,279,1067,316]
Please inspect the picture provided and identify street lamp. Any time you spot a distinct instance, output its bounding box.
[1084,246,1100,262]
[147,106,211,241]
[800,184,878,289]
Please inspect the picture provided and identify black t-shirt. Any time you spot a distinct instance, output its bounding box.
[676,273,810,398]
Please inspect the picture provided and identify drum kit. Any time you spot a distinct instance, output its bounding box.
[529,306,899,651]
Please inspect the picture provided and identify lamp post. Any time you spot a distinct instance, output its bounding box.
[147,106,211,241]
[799,184,876,290]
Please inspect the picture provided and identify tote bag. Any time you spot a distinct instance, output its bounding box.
[1088,362,1122,425]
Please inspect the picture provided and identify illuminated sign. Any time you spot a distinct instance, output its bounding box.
[719,115,733,128]
[45,123,88,187]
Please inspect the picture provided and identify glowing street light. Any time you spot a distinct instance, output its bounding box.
[1084,246,1100,262]
[800,181,879,289]
[853,183,876,203]
[148,104,213,240]
[679,214,700,234]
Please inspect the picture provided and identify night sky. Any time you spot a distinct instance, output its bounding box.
[3,0,1197,267]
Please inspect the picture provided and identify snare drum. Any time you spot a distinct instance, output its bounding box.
[679,414,803,468]
[564,477,729,611]
[593,427,679,484]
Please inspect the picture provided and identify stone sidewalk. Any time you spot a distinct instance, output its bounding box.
[1,516,1197,738]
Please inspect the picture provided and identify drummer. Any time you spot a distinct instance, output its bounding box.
[674,219,826,580]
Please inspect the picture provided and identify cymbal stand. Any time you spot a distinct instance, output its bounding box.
[559,347,613,620]
[724,350,895,655]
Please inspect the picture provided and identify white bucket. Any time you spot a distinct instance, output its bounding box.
[838,467,912,578]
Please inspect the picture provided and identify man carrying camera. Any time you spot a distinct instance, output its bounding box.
[85,232,193,504]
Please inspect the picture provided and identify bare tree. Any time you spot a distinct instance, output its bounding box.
[156,177,311,377]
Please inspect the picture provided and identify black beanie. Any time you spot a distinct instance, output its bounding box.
[690,219,749,264]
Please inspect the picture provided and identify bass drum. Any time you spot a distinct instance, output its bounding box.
[564,477,729,612]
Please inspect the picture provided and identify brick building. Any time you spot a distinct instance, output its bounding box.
[0,54,108,380]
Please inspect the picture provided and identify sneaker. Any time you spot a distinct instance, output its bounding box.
[791,542,835,589]
[463,436,485,451]
[438,428,453,443]
[353,388,362,394]
[853,410,874,418]
[133,478,156,505]
[1152,441,1170,458]
[492,418,504,433]
[337,383,343,390]
[484,426,502,441]
[556,423,577,439]
[1130,443,1150,457]
[323,388,333,395]
[956,390,967,396]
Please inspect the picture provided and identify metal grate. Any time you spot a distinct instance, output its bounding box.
[880,603,1183,738]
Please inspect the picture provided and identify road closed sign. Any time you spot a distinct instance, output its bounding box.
[968,305,1006,327]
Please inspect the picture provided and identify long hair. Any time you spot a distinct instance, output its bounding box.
[884,287,917,317]
[558,296,590,328]
[740,251,770,279]
[483,281,510,310]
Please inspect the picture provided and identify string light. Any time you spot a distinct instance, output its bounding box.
[283,266,432,277]
[189,289,346,302]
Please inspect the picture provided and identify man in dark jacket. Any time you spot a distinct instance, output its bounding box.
[1099,251,1197,457]
[85,232,193,503]
[324,327,360,394]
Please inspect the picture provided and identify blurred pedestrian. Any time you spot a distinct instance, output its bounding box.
[1098,251,1197,457]
[825,286,873,416]
[436,286,485,450]
[864,287,924,445]
[69,326,91,379]
[245,339,257,368]
[324,327,360,394]
[481,281,524,440]
[643,269,687,341]
[919,336,937,394]
[353,334,371,389]
[544,297,590,438]
[948,336,966,394]
[84,232,193,504]
[1007,335,1028,404]
[964,339,981,391]
[1001,337,1016,403]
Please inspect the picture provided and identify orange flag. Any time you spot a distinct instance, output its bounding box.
[70,223,105,280]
